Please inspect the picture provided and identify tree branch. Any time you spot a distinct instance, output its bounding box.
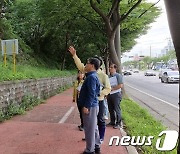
[79,14,105,34]
[90,0,107,22]
[121,0,142,22]
[113,0,142,34]
[107,0,120,19]
[138,0,161,18]
[90,0,112,34]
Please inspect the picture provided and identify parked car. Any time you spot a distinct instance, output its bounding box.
[161,71,179,83]
[158,68,172,79]
[144,70,156,76]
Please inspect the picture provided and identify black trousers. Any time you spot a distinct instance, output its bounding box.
[77,99,83,127]
[98,100,106,140]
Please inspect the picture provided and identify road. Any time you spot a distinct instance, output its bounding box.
[124,71,179,131]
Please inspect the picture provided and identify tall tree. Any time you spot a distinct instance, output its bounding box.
[90,0,143,72]
[89,0,160,72]
[164,0,180,153]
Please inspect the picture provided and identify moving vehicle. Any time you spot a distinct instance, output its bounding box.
[144,70,156,76]
[158,68,172,79]
[133,69,139,73]
[161,71,179,83]
[123,70,132,76]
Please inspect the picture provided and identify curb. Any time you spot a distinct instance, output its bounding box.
[120,124,139,154]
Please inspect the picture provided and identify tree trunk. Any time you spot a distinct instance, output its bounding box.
[61,34,68,70]
[164,0,180,153]
[113,22,122,73]
[114,26,121,70]
[112,3,122,73]
[108,35,121,67]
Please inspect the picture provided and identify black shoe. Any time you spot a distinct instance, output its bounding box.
[95,147,101,154]
[82,151,95,154]
[113,124,120,129]
[78,125,84,131]
[82,138,86,141]
[106,122,115,126]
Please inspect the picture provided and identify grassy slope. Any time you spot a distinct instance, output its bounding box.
[0,19,76,82]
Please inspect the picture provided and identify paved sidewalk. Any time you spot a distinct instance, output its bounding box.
[0,88,128,154]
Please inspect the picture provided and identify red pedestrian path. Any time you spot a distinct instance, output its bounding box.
[0,88,128,154]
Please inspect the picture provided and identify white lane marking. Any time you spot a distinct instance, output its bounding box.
[58,106,75,123]
[125,83,178,109]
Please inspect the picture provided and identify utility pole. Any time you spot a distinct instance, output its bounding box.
[150,45,152,57]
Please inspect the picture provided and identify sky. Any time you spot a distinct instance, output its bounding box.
[122,0,172,62]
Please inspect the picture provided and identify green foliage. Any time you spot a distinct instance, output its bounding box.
[121,1,161,52]
[152,50,176,64]
[4,0,160,69]
[121,98,177,154]
[123,50,176,70]
[0,61,76,82]
[0,96,41,122]
[7,0,104,68]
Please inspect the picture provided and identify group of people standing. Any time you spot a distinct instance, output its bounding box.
[69,46,123,154]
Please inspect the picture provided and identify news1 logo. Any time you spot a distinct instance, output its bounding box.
[109,130,178,151]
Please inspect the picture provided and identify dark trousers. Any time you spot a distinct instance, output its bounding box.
[77,98,83,127]
[77,105,83,127]
[98,100,106,140]
[107,92,122,125]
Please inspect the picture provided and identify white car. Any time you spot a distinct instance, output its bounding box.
[133,69,139,73]
[161,71,179,83]
[144,70,156,76]
[158,68,172,79]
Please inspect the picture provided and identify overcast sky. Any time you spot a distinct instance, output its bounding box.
[123,0,171,58]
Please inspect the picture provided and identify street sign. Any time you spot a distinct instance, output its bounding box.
[1,39,18,73]
[1,39,18,55]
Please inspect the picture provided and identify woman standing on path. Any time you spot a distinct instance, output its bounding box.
[73,70,85,131]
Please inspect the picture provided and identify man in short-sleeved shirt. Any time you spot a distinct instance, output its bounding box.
[107,63,123,129]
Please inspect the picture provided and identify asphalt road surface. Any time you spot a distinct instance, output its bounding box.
[124,71,179,131]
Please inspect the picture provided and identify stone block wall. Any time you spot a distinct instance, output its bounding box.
[0,76,76,109]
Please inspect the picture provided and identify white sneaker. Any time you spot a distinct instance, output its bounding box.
[100,139,104,144]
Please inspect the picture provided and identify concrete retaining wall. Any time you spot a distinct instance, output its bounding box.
[0,76,76,109]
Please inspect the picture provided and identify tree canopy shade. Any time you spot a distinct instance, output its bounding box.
[6,0,159,69]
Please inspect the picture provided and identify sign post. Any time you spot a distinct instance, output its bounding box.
[4,41,7,67]
[1,39,18,73]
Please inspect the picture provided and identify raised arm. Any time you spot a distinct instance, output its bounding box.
[68,46,85,73]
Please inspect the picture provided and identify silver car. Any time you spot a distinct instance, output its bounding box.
[158,68,172,79]
[144,70,156,76]
[161,71,179,83]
